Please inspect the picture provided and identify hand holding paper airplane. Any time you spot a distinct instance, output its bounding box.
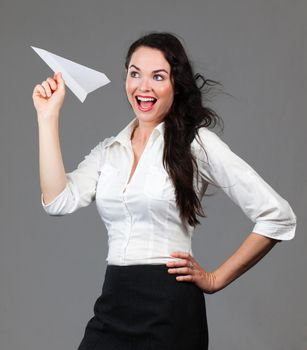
[32,72,67,116]
[31,46,110,102]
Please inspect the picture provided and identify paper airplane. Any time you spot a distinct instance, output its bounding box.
[31,46,110,102]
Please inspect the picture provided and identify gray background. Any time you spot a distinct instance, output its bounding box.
[1,0,306,349]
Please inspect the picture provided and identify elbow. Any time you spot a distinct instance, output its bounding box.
[40,185,75,216]
[284,213,297,242]
[274,198,297,241]
[285,203,297,240]
[43,208,66,217]
[253,205,297,242]
[275,206,297,242]
[42,202,74,216]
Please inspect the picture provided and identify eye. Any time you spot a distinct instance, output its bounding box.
[153,74,164,81]
[130,71,140,78]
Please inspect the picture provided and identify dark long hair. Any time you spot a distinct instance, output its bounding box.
[124,32,224,227]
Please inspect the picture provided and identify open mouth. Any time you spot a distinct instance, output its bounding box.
[135,95,157,111]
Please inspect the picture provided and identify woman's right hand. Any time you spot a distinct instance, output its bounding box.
[32,72,66,120]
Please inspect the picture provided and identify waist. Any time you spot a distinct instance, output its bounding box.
[106,238,193,266]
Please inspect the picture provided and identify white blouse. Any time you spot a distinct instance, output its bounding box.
[41,117,297,266]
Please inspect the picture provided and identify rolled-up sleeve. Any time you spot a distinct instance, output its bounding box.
[41,137,112,216]
[194,128,297,241]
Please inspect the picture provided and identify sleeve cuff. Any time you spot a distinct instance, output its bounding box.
[41,184,70,209]
[251,218,297,241]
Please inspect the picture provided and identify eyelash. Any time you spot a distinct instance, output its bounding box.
[130,71,164,81]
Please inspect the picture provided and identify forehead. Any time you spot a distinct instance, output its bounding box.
[129,46,170,71]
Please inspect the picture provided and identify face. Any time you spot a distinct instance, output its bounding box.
[125,46,174,126]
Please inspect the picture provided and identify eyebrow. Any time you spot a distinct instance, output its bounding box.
[128,64,169,75]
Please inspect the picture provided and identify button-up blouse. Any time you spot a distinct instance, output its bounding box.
[41,117,297,265]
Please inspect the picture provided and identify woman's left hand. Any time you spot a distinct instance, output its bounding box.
[166,251,219,294]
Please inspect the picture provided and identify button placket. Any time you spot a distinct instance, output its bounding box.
[122,134,153,194]
[121,187,133,264]
[120,134,154,263]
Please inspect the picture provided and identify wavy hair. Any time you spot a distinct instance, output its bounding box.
[124,32,224,227]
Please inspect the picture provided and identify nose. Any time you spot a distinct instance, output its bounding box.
[138,76,151,92]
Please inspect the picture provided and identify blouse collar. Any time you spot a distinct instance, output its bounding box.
[104,117,165,148]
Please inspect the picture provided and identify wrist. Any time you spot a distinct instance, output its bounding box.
[37,112,60,125]
[200,271,222,294]
[210,269,228,293]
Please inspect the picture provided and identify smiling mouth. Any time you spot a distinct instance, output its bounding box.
[135,96,157,111]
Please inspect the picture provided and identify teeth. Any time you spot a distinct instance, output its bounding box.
[137,96,156,102]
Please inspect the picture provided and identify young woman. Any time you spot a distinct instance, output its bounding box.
[32,32,296,350]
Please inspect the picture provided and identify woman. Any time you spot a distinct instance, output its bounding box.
[32,32,296,350]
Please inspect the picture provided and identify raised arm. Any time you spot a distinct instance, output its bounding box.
[32,72,67,205]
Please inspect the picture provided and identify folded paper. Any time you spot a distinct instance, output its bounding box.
[31,46,110,102]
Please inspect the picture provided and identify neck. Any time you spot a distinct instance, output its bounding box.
[131,119,160,146]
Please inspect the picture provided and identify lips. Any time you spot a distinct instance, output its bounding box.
[135,95,157,112]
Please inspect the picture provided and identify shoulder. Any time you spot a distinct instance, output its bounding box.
[191,127,231,162]
[192,127,230,149]
[89,136,116,153]
[85,136,115,158]
[100,136,116,149]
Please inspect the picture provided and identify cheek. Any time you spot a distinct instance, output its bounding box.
[125,79,136,103]
[128,80,139,90]
[159,86,174,107]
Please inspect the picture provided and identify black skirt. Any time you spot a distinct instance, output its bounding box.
[77,264,209,350]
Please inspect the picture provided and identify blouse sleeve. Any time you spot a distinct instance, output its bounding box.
[194,128,297,241]
[41,137,113,216]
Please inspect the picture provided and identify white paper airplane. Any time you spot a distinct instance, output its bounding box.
[31,46,111,102]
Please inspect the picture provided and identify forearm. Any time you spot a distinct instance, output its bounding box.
[213,232,280,292]
[38,115,67,205]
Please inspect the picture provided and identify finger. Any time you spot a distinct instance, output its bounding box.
[33,84,47,98]
[46,77,57,90]
[168,252,192,265]
[166,258,190,267]
[175,275,194,281]
[41,81,52,97]
[175,252,197,266]
[54,72,65,90]
[170,251,190,259]
[168,266,193,275]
